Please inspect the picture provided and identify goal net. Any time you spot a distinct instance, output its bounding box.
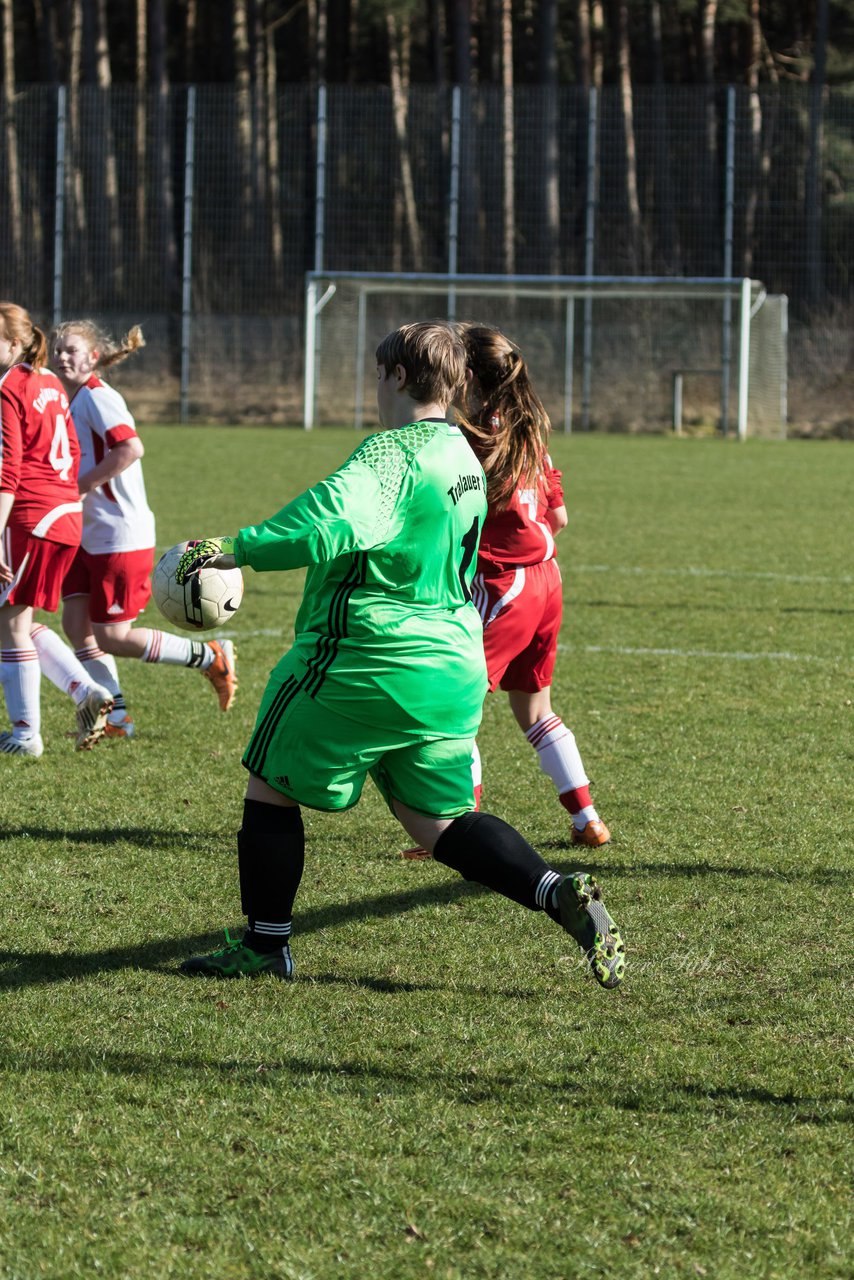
[303,273,787,438]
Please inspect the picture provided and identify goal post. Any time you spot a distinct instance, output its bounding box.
[303,272,787,439]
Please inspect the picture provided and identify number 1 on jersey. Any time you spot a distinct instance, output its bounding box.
[458,517,480,602]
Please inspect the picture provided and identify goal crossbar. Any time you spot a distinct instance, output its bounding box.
[303,273,768,435]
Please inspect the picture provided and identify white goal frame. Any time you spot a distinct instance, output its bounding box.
[303,272,785,438]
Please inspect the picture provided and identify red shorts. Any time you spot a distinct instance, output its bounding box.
[472,558,563,693]
[1,527,79,613]
[62,546,154,625]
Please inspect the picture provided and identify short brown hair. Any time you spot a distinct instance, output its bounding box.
[375,321,466,407]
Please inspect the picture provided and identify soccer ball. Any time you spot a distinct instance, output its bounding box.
[152,541,244,632]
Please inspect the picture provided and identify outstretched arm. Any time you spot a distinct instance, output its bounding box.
[174,537,237,583]
[77,437,144,496]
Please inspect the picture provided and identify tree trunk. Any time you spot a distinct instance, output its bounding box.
[431,0,446,87]
[148,0,178,295]
[316,0,328,83]
[185,0,198,80]
[538,0,559,274]
[1,0,23,268]
[265,2,284,290]
[252,0,267,211]
[68,0,90,280]
[95,0,123,294]
[500,0,515,277]
[33,0,59,83]
[590,0,604,89]
[136,0,146,260]
[614,0,642,270]
[575,0,591,92]
[700,0,719,272]
[649,0,680,271]
[804,0,828,304]
[386,11,423,269]
[742,0,763,277]
[452,0,471,87]
[233,0,254,243]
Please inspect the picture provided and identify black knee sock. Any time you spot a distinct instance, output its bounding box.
[433,811,562,916]
[238,799,305,951]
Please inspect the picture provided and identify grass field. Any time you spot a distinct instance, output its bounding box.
[1,428,851,1280]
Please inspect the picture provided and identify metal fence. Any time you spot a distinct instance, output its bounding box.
[1,82,851,431]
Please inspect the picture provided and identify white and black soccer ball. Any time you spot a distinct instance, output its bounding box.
[152,541,244,632]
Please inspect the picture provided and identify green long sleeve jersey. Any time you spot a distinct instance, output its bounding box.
[234,420,489,736]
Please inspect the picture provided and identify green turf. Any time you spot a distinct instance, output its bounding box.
[1,429,851,1279]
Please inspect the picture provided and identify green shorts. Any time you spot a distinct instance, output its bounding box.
[242,665,476,817]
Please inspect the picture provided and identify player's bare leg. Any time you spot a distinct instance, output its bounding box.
[508,687,611,848]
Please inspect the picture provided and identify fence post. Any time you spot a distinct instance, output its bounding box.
[53,85,67,327]
[721,85,736,437]
[737,277,751,440]
[563,296,574,433]
[581,85,598,431]
[180,86,196,425]
[304,83,328,430]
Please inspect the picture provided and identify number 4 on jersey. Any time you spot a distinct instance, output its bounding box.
[49,413,73,481]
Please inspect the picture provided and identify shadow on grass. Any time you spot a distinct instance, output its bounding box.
[0,826,225,850]
[0,877,505,990]
[0,1044,850,1121]
[538,848,854,885]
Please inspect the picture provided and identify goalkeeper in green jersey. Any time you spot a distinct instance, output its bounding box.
[178,321,625,989]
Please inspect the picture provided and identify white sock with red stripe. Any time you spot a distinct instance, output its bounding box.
[1,646,41,738]
[525,714,599,829]
[140,629,214,670]
[74,644,128,722]
[32,625,97,707]
[75,643,122,700]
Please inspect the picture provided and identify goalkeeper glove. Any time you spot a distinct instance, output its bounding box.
[174,536,236,584]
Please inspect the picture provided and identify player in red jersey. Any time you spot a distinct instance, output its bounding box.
[400,324,610,857]
[0,302,112,756]
[460,324,610,847]
[51,320,236,738]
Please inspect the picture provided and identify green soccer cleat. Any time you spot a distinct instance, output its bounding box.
[556,872,626,989]
[180,928,294,980]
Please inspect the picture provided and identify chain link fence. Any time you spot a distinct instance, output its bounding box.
[1,83,851,433]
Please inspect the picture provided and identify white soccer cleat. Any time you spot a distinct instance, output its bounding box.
[0,731,44,758]
[75,688,115,751]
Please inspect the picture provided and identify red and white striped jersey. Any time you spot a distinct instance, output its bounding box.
[0,364,82,544]
[70,376,156,554]
[476,454,565,574]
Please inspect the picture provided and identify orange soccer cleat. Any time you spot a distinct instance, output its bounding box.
[204,640,237,712]
[104,714,135,739]
[571,818,612,848]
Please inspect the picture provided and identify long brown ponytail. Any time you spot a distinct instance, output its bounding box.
[456,324,551,510]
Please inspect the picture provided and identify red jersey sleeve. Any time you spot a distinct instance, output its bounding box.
[543,454,564,508]
[0,385,24,497]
